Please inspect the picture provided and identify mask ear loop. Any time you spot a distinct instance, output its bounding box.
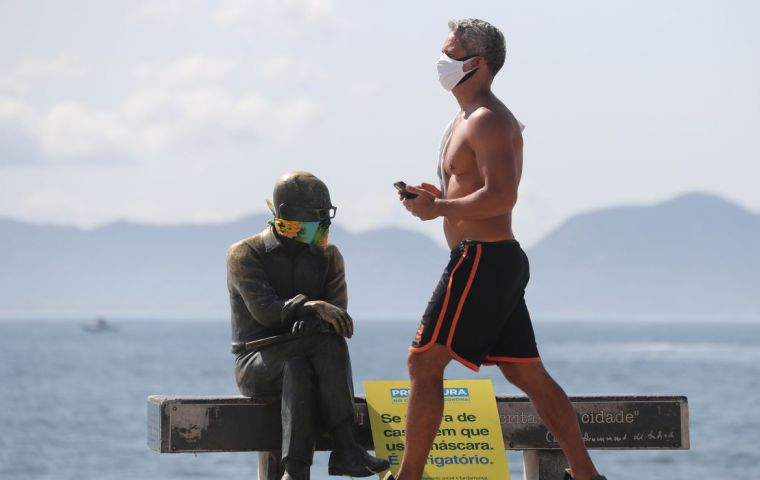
[455,53,479,62]
[455,55,480,87]
[456,68,478,87]
[266,199,291,237]
[265,199,277,216]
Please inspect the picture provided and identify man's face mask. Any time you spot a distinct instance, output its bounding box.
[266,199,333,247]
[437,53,479,91]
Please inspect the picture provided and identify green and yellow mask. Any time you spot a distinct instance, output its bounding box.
[266,199,331,247]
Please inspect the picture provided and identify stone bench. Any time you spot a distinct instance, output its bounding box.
[147,394,689,480]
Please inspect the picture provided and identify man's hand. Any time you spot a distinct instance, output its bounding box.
[418,182,442,198]
[402,183,442,221]
[302,300,354,338]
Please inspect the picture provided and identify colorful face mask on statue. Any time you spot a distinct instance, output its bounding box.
[436,53,479,91]
[266,200,330,247]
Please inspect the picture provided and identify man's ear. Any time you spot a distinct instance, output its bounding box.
[464,56,481,72]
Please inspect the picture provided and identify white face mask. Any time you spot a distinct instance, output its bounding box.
[436,53,478,91]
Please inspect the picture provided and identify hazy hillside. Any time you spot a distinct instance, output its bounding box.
[0,215,446,318]
[0,192,758,320]
[526,193,760,318]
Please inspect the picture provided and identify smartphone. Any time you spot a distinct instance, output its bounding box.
[394,181,418,199]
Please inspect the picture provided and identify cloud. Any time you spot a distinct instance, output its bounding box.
[13,54,88,79]
[0,53,321,162]
[0,122,42,164]
[36,101,128,158]
[0,96,35,124]
[259,55,330,84]
[134,55,234,87]
[0,87,319,161]
[133,0,338,36]
[12,189,98,222]
[133,0,206,23]
[215,0,337,34]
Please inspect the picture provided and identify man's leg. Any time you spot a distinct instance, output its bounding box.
[498,362,598,480]
[396,344,452,480]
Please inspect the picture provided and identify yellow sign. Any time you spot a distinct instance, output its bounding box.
[364,379,509,480]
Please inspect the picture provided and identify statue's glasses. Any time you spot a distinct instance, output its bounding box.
[278,203,337,221]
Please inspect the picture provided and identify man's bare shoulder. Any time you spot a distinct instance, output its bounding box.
[467,104,520,136]
[465,106,520,151]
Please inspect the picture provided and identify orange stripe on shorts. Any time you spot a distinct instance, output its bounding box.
[409,245,470,353]
[445,243,482,371]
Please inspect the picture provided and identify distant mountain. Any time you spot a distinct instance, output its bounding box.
[0,215,446,319]
[526,193,760,318]
[0,192,757,320]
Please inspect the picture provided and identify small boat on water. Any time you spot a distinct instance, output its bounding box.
[82,317,116,333]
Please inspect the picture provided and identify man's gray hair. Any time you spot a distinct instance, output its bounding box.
[448,18,506,76]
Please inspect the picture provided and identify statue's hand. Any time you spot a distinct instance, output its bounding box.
[302,300,354,338]
[291,316,327,334]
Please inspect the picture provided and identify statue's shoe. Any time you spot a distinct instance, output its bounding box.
[328,446,390,477]
[280,465,311,480]
[281,467,309,480]
[564,469,607,480]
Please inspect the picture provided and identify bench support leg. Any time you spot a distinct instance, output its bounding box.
[522,450,567,480]
[258,451,288,480]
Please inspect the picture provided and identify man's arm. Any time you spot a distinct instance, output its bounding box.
[227,243,307,328]
[406,111,520,221]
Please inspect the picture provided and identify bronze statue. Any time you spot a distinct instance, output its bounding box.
[227,171,389,480]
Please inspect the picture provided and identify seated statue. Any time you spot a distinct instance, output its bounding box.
[227,171,389,480]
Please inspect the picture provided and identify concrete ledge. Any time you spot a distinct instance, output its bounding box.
[147,394,689,454]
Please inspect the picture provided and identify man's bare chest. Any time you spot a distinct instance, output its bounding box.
[443,126,477,177]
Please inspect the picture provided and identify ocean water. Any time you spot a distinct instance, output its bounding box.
[1,318,758,479]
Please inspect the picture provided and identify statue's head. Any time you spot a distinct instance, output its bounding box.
[268,171,336,247]
[273,171,335,222]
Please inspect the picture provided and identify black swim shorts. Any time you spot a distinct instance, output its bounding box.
[410,239,541,371]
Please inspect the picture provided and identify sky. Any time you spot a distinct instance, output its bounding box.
[0,0,758,247]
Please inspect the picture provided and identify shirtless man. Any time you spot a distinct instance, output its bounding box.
[396,19,605,480]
